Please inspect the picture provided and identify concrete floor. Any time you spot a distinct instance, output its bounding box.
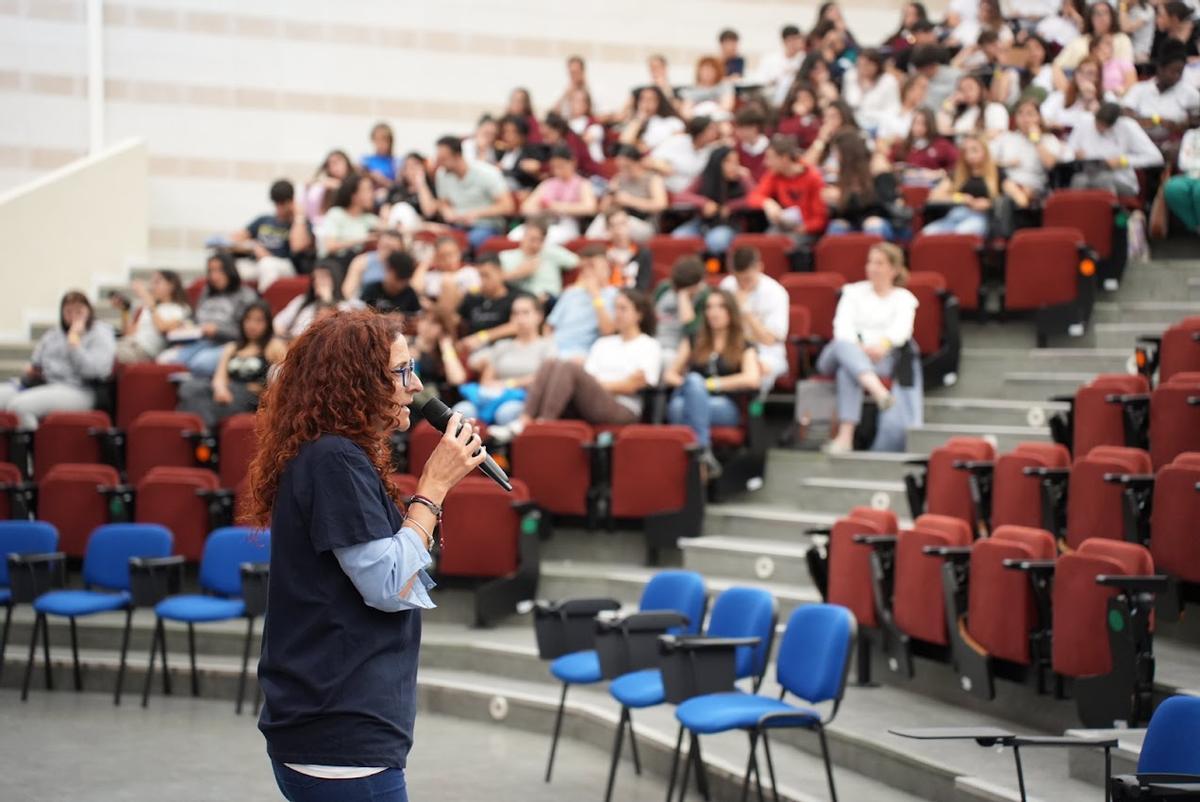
[0,689,669,802]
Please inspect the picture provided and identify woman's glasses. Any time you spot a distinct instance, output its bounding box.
[391,359,416,389]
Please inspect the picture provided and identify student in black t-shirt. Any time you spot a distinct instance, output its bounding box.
[231,179,315,288]
[923,135,1008,235]
[450,254,520,348]
[362,251,422,316]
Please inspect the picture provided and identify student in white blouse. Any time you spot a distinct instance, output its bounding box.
[816,243,918,454]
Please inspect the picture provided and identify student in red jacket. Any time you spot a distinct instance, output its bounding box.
[748,134,829,245]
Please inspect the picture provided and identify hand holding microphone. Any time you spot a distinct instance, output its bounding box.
[417,397,514,494]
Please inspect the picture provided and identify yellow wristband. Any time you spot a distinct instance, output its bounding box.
[705,377,717,392]
[1119,155,1129,168]
[478,329,490,343]
[504,378,516,389]
[879,338,892,351]
[1151,114,1161,126]
[592,296,605,309]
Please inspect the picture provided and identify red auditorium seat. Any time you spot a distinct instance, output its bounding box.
[780,273,844,346]
[563,237,609,255]
[1002,227,1090,347]
[38,463,119,558]
[510,421,595,518]
[966,525,1057,666]
[116,363,185,430]
[1055,373,1149,458]
[900,185,931,232]
[389,473,418,499]
[261,276,311,316]
[906,436,995,533]
[1145,316,1200,385]
[1064,445,1152,551]
[185,278,205,310]
[413,228,468,252]
[990,442,1071,530]
[778,305,813,391]
[813,232,882,283]
[406,420,442,477]
[729,234,792,278]
[905,271,961,388]
[1042,189,1123,288]
[126,411,206,485]
[135,466,222,561]
[0,462,22,519]
[827,506,899,631]
[1148,453,1200,587]
[217,413,257,491]
[647,236,705,286]
[909,234,983,312]
[610,425,694,519]
[477,236,519,256]
[0,411,17,464]
[888,514,973,655]
[1148,372,1200,468]
[33,411,110,481]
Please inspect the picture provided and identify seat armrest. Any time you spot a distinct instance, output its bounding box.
[903,458,929,468]
[952,459,994,475]
[1095,574,1169,593]
[659,634,760,654]
[804,527,832,537]
[923,545,973,563]
[1102,473,1155,489]
[1010,735,1119,748]
[97,483,135,496]
[598,610,689,633]
[240,561,270,617]
[1003,558,1057,576]
[852,534,898,546]
[129,555,186,607]
[1022,467,1070,479]
[1187,396,1200,406]
[6,551,67,603]
[1048,394,1076,404]
[196,488,236,500]
[1105,392,1150,405]
[534,598,622,617]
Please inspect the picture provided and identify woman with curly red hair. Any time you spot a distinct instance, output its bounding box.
[245,308,483,802]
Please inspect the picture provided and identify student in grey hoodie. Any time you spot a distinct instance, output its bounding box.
[0,290,115,429]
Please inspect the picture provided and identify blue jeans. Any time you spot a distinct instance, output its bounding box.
[827,217,894,239]
[464,223,503,252]
[453,398,524,426]
[270,762,408,802]
[672,219,737,254]
[921,206,989,236]
[666,373,741,448]
[815,340,895,424]
[172,340,226,377]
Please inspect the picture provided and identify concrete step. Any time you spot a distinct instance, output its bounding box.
[1189,276,1200,301]
[702,503,841,540]
[999,371,1096,402]
[796,476,907,517]
[679,535,813,586]
[0,341,34,361]
[1092,321,1172,350]
[906,422,1051,456]
[923,397,1069,429]
[826,450,921,482]
[963,347,1134,376]
[1093,300,1200,324]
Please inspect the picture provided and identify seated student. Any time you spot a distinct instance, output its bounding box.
[719,28,745,78]
[565,89,607,166]
[412,234,480,304]
[665,289,763,478]
[889,108,958,186]
[1092,34,1138,98]
[539,111,601,180]
[1121,42,1200,133]
[618,85,685,152]
[841,48,900,135]
[461,114,499,164]
[604,209,654,290]
[498,217,580,301]
[1067,102,1165,196]
[178,301,285,429]
[304,149,353,226]
[453,295,556,426]
[718,246,789,391]
[671,145,753,255]
[274,260,344,340]
[936,74,1010,140]
[990,98,1070,207]
[433,135,515,252]
[775,82,822,150]
[361,121,399,187]
[678,57,735,120]
[1165,125,1200,233]
[733,107,770,181]
[361,251,422,316]
[160,251,258,377]
[876,74,929,145]
[544,244,618,360]
[923,134,1008,235]
[647,115,720,194]
[587,145,669,241]
[654,255,708,367]
[447,254,521,348]
[410,311,468,399]
[825,131,899,238]
[314,173,381,258]
[517,144,598,245]
[229,179,314,289]
[816,243,917,454]
[490,289,661,442]
[383,152,437,232]
[748,134,829,248]
[0,291,116,430]
[342,229,405,300]
[1150,1,1199,63]
[115,270,191,364]
[1040,57,1106,132]
[496,114,547,197]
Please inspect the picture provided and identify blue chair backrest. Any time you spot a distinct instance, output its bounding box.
[776,604,855,706]
[706,586,776,680]
[83,524,173,592]
[200,527,270,597]
[638,570,706,635]
[1137,695,1200,775]
[0,521,59,587]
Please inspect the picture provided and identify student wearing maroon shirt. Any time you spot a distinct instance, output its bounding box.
[748,134,829,245]
[890,108,958,186]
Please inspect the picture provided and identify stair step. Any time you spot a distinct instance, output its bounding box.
[702,504,840,540]
[1093,300,1200,323]
[906,422,1050,455]
[679,535,813,586]
[796,476,907,516]
[923,397,1068,428]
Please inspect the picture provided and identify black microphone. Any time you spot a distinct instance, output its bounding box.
[417,397,513,492]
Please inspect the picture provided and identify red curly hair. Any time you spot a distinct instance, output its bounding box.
[241,309,406,528]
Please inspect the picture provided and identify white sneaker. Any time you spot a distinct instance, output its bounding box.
[488,419,525,444]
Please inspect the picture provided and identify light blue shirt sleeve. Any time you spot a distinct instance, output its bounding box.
[333,527,437,612]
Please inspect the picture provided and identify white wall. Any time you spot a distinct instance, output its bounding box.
[0,0,938,267]
[0,138,148,339]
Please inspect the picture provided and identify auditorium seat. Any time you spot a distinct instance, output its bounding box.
[260,276,310,316]
[477,235,520,257]
[0,520,60,679]
[729,233,792,278]
[405,420,441,477]
[1064,446,1152,550]
[439,477,541,627]
[779,305,813,390]
[388,473,418,500]
[32,411,111,481]
[892,514,973,647]
[413,228,468,252]
[135,466,226,561]
[909,234,984,312]
[900,184,931,232]
[1148,372,1200,469]
[990,442,1072,531]
[510,420,597,521]
[1002,227,1093,347]
[1042,189,1125,289]
[904,436,995,533]
[126,411,207,485]
[906,271,961,388]
[38,463,120,558]
[609,425,703,561]
[813,232,882,283]
[1137,315,1200,386]
[185,278,205,310]
[0,462,30,520]
[647,236,705,286]
[780,272,843,374]
[0,411,18,467]
[1050,373,1149,459]
[116,363,185,430]
[217,413,257,492]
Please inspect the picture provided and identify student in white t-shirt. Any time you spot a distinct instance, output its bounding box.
[718,246,790,391]
[115,270,192,364]
[488,289,662,442]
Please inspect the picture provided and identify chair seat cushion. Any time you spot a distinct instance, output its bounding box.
[676,691,820,734]
[610,669,664,708]
[34,589,130,617]
[550,650,601,684]
[710,427,745,449]
[156,594,246,622]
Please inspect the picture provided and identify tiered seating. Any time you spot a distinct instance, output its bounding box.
[1049,372,1149,458]
[134,466,228,562]
[38,463,121,558]
[217,412,257,495]
[904,436,995,534]
[813,233,882,283]
[1137,315,1200,385]
[1042,189,1125,290]
[1002,227,1094,347]
[647,236,704,285]
[906,271,961,388]
[609,425,703,562]
[126,411,207,484]
[509,420,598,522]
[1063,445,1151,550]
[116,363,183,430]
[1146,372,1200,468]
[261,276,310,315]
[728,233,791,278]
[909,233,983,313]
[32,411,111,481]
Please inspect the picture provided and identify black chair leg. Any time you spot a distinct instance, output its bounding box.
[762,731,780,802]
[627,708,642,775]
[159,620,171,696]
[817,724,838,802]
[545,682,569,783]
[678,735,694,802]
[113,608,133,706]
[68,617,81,691]
[141,617,160,708]
[665,725,684,802]
[604,706,628,802]
[741,731,760,802]
[0,602,12,685]
[20,612,41,701]
[693,734,711,801]
[187,622,199,697]
[40,612,52,690]
[236,616,255,715]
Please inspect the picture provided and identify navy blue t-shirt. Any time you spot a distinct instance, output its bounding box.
[257,434,420,768]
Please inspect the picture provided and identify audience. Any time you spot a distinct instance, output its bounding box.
[544,244,617,359]
[160,252,257,376]
[518,144,598,244]
[304,149,353,224]
[315,173,380,257]
[1165,125,1200,233]
[450,254,522,346]
[274,260,344,340]
[434,135,515,251]
[756,24,806,106]
[499,217,580,301]
[590,144,668,241]
[718,247,789,390]
[923,135,1006,235]
[825,130,899,238]
[230,179,314,289]
[342,229,405,300]
[115,270,191,365]
[654,256,707,367]
[361,251,422,316]
[749,135,829,247]
[1067,102,1165,195]
[671,145,753,255]
[362,122,399,187]
[647,115,721,194]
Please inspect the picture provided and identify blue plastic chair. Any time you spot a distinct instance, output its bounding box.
[0,521,59,683]
[1109,695,1200,800]
[675,603,856,802]
[21,523,173,705]
[545,570,707,783]
[141,527,269,714]
[605,586,777,802]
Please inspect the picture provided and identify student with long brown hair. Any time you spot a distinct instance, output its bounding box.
[922,135,1003,235]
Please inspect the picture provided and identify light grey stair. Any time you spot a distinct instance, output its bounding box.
[679,535,813,586]
[906,422,1051,455]
[923,397,1068,428]
[796,476,907,516]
